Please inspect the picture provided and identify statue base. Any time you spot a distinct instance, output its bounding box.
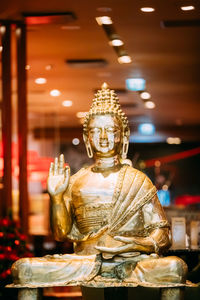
[82,286,185,300]
[7,280,197,300]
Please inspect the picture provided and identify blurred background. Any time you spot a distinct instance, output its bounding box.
[0,0,200,299]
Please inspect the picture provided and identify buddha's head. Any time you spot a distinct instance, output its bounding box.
[83,83,130,159]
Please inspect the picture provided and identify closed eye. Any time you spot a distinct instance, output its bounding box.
[89,128,101,134]
[106,127,119,133]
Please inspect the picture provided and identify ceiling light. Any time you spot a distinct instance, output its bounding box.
[76,112,87,118]
[118,55,132,64]
[181,6,195,11]
[35,77,47,84]
[50,89,61,97]
[126,78,146,91]
[97,72,111,77]
[138,123,155,135]
[45,64,53,70]
[72,138,80,146]
[140,91,151,100]
[144,101,156,109]
[25,65,31,70]
[61,25,80,30]
[166,137,181,144]
[96,7,112,13]
[141,7,155,12]
[0,46,3,52]
[109,39,124,46]
[96,16,113,26]
[62,100,72,107]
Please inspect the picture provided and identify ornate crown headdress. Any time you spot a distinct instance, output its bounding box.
[83,83,129,135]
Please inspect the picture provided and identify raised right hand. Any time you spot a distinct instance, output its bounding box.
[47,154,70,197]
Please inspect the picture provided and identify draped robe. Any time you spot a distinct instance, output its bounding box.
[11,165,188,287]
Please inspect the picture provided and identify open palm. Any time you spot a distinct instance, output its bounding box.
[47,154,70,196]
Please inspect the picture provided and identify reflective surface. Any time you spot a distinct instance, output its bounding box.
[11,84,189,293]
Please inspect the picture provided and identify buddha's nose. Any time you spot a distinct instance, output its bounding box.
[100,128,108,140]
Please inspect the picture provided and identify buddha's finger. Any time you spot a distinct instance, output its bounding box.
[95,244,131,254]
[114,236,135,244]
[58,154,64,174]
[49,162,54,176]
[54,157,58,175]
[64,166,70,185]
[95,246,116,253]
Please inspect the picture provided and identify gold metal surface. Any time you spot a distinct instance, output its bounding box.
[18,288,42,300]
[11,84,189,292]
[160,287,185,300]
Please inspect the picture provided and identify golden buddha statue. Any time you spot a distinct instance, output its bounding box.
[11,83,190,299]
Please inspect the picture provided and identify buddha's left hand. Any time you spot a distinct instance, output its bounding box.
[95,236,138,254]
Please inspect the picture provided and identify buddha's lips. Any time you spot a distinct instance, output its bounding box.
[100,143,109,147]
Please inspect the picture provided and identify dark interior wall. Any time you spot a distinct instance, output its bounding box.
[60,141,200,203]
[128,142,200,202]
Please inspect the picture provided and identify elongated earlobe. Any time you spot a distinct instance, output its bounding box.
[122,135,129,159]
[83,134,93,158]
[86,141,93,158]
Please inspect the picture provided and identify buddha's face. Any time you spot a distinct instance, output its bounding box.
[87,114,122,157]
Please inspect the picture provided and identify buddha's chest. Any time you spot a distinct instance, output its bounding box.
[72,171,119,205]
[71,171,119,233]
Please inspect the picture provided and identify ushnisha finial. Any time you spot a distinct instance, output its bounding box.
[83,83,130,136]
[101,82,108,90]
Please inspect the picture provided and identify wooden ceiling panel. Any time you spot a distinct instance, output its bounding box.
[0,0,200,141]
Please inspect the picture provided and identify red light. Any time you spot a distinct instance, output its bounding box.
[145,147,200,168]
[175,195,200,206]
[25,16,54,25]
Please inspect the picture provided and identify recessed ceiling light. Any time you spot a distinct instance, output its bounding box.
[96,7,112,13]
[181,6,195,11]
[140,91,151,100]
[35,77,47,84]
[50,89,61,97]
[141,7,155,12]
[96,16,113,25]
[97,72,111,77]
[109,39,124,46]
[25,65,31,70]
[61,25,80,30]
[118,55,132,64]
[45,64,53,70]
[62,100,72,107]
[144,101,156,109]
[72,138,80,145]
[76,112,87,118]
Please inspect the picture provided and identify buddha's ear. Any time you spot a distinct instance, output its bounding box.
[83,133,93,158]
[121,129,130,159]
